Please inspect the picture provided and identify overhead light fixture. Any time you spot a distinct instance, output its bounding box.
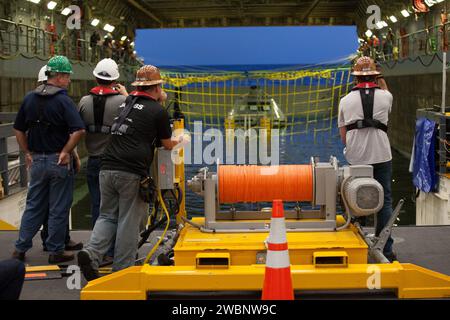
[365,29,373,38]
[27,0,41,4]
[61,8,71,16]
[103,24,115,33]
[91,18,100,27]
[121,36,127,41]
[436,0,444,3]
[389,15,398,23]
[47,1,57,10]
[425,0,437,6]
[401,9,410,17]
[376,21,384,29]
[381,21,388,27]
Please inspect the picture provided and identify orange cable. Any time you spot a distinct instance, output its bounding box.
[219,165,313,203]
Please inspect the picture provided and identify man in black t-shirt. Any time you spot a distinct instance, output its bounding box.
[78,65,179,279]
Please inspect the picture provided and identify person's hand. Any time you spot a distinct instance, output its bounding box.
[25,152,33,170]
[159,90,168,103]
[116,83,128,96]
[57,151,70,166]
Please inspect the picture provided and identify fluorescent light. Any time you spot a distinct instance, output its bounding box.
[61,8,71,16]
[401,10,410,17]
[47,1,57,10]
[365,29,373,38]
[27,0,41,4]
[381,21,388,27]
[389,16,398,23]
[425,0,436,6]
[91,18,100,27]
[376,21,384,29]
[436,0,444,3]
[121,36,127,41]
[103,24,115,33]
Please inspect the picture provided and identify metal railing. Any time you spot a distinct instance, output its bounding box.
[366,22,450,63]
[0,113,28,198]
[0,19,141,66]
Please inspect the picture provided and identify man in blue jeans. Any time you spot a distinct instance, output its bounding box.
[338,57,396,262]
[78,58,128,261]
[12,56,85,264]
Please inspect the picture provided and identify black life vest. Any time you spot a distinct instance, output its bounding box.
[345,82,388,133]
[87,86,120,134]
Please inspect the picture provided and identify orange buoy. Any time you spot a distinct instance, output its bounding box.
[218,165,313,203]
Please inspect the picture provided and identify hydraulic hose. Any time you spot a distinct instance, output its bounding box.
[143,188,171,265]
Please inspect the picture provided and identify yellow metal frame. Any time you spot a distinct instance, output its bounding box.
[81,262,450,300]
[80,119,450,300]
[81,218,450,300]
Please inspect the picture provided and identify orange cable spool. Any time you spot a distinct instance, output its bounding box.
[218,165,313,203]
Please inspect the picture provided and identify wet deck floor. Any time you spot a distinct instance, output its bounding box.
[1,226,450,300]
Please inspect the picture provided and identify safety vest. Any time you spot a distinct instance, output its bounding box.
[345,82,388,133]
[87,86,120,134]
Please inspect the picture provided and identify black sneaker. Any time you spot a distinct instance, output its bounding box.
[48,252,74,264]
[77,251,99,281]
[12,250,25,262]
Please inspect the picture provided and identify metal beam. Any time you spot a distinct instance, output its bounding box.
[127,0,163,26]
[300,0,321,22]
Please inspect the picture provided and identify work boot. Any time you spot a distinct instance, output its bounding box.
[48,252,74,264]
[384,252,398,263]
[12,250,25,262]
[65,240,83,251]
[77,251,99,281]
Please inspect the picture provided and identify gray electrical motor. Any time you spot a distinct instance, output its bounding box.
[341,166,384,217]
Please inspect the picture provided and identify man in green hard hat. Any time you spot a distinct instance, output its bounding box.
[12,55,86,264]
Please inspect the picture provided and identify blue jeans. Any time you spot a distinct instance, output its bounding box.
[372,161,394,255]
[83,170,148,271]
[87,157,114,258]
[15,153,74,255]
[87,157,101,225]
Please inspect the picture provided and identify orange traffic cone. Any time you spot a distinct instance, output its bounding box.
[262,199,294,300]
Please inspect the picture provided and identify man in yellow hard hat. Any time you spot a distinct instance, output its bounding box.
[78,65,179,280]
[338,56,395,262]
[12,56,85,264]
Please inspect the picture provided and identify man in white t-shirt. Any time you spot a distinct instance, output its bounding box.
[338,56,396,262]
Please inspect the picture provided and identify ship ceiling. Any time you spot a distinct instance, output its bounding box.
[121,0,410,29]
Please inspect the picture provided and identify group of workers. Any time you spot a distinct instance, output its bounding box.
[1,54,394,298]
[7,55,179,283]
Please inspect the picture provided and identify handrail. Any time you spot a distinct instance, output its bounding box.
[0,19,142,66]
[0,118,28,197]
[362,20,449,63]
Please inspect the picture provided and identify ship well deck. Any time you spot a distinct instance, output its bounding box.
[0,226,449,300]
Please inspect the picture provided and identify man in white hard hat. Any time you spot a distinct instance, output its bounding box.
[78,58,128,260]
[38,65,48,85]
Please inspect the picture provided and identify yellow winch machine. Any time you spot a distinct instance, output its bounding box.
[81,119,450,300]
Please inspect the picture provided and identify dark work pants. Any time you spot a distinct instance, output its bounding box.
[0,259,25,300]
[372,160,394,255]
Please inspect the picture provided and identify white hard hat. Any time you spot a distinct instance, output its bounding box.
[38,65,48,82]
[93,58,120,80]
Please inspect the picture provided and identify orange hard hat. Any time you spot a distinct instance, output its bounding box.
[351,56,381,76]
[131,65,164,86]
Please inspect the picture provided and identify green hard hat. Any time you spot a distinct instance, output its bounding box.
[47,55,73,74]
